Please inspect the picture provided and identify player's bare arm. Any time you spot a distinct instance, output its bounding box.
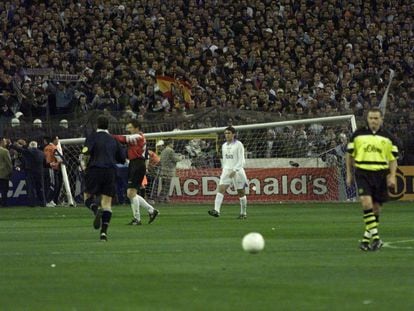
[387,159,397,189]
[345,153,354,187]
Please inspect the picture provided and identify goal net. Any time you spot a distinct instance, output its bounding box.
[59,114,357,204]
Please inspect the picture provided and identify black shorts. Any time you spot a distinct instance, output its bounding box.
[355,169,389,204]
[85,167,117,197]
[128,158,146,190]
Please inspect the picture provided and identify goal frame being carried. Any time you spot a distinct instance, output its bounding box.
[59,114,357,204]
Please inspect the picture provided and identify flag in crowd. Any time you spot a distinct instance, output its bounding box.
[379,69,396,116]
[156,76,192,104]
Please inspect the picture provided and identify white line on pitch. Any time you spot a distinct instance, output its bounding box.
[0,249,186,257]
[383,239,414,249]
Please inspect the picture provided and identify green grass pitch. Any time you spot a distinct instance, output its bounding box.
[1,202,414,311]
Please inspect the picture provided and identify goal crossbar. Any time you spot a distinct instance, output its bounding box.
[60,115,357,145]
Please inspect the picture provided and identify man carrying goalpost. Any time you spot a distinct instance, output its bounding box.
[208,126,248,219]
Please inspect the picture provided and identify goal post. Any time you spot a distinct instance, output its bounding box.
[59,114,357,204]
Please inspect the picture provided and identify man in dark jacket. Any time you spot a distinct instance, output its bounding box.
[10,140,47,207]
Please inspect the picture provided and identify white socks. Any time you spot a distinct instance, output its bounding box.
[240,196,247,215]
[131,195,155,220]
[214,193,247,215]
[214,192,224,213]
[137,195,154,213]
[131,195,140,220]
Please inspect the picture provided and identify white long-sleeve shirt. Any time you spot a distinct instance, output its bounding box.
[221,139,245,172]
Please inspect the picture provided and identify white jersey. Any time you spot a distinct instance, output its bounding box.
[220,139,247,188]
[222,139,245,171]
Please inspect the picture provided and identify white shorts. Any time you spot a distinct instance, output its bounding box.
[219,168,248,190]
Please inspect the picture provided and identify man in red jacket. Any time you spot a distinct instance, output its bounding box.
[113,119,159,225]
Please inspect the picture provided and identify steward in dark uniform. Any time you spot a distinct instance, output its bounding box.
[10,140,47,207]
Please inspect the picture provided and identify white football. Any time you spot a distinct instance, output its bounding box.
[242,232,265,253]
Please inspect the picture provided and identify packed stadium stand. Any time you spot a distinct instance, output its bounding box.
[0,0,413,162]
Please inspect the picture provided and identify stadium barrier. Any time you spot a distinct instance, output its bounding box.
[4,166,414,206]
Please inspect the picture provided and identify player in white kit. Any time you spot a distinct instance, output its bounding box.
[208,126,248,219]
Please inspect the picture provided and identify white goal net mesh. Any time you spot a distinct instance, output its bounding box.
[59,115,357,204]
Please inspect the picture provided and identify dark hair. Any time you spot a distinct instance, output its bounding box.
[224,126,236,134]
[164,139,173,145]
[43,135,59,144]
[97,115,109,130]
[368,107,383,116]
[128,119,141,129]
[43,136,51,144]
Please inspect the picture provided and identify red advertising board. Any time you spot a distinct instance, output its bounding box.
[170,167,339,202]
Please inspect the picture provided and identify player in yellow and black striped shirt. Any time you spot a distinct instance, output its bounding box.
[346,107,398,251]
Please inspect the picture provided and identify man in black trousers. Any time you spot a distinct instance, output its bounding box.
[82,115,126,241]
[10,140,47,207]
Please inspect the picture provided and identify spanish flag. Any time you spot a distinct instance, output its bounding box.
[156,76,192,103]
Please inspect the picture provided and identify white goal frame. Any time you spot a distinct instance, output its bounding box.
[59,114,357,204]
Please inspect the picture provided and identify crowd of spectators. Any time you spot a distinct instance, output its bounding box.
[0,0,413,155]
